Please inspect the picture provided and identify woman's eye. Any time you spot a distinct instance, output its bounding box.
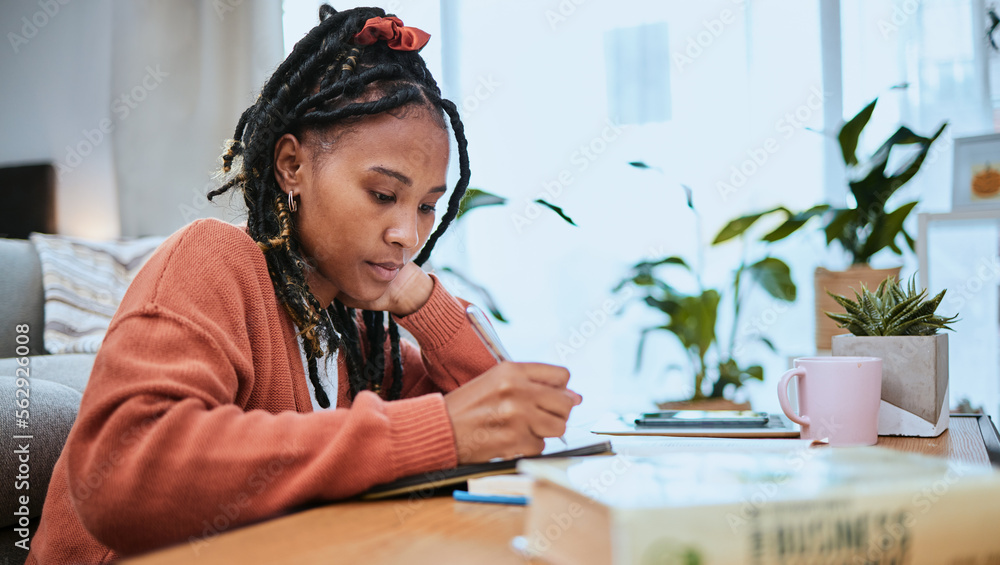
[420,204,437,214]
[371,191,394,203]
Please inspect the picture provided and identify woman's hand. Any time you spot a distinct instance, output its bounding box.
[443,362,583,464]
[336,261,434,316]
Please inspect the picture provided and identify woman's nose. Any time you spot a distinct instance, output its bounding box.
[385,213,418,249]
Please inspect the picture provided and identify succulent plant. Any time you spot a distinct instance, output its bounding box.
[825,276,958,337]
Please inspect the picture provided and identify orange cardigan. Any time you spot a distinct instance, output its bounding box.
[26,219,494,564]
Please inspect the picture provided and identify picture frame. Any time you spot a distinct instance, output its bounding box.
[951,133,1000,212]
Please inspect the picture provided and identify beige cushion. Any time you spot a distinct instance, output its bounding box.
[29,233,163,354]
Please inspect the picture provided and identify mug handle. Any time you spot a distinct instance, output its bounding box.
[777,367,810,426]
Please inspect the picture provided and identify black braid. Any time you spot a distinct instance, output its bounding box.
[208,5,469,406]
[387,318,404,399]
[306,354,330,409]
[415,96,470,265]
[362,310,386,394]
[331,301,366,399]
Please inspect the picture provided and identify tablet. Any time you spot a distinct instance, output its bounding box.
[591,411,799,438]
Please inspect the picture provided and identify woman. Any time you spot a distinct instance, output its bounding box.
[27,6,580,563]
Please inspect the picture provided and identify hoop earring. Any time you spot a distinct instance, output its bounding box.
[288,191,298,213]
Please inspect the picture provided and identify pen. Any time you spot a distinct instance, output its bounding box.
[465,304,568,447]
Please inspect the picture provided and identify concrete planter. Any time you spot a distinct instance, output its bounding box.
[831,333,949,437]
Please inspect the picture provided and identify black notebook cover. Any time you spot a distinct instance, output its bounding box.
[360,441,614,500]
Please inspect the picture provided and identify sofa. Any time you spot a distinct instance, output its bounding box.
[0,236,98,565]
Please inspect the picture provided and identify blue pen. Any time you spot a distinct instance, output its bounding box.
[465,304,568,447]
[453,490,528,506]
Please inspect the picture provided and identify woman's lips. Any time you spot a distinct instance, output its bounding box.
[366,261,401,281]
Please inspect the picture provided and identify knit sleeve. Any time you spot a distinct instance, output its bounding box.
[62,220,460,556]
[392,274,497,397]
[66,307,457,556]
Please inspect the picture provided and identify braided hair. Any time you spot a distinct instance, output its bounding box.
[208,5,470,407]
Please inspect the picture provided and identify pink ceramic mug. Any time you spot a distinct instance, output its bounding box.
[777,356,883,446]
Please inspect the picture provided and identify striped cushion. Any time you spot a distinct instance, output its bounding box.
[29,233,165,354]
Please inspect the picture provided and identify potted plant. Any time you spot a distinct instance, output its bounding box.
[615,171,801,407]
[716,99,948,350]
[615,255,759,408]
[827,276,958,437]
[814,98,947,350]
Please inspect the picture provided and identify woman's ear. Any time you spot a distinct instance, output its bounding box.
[273,133,307,193]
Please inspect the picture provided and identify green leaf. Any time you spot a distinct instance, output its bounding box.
[761,204,832,242]
[885,122,947,187]
[860,200,918,261]
[629,161,651,169]
[884,292,922,322]
[762,219,807,243]
[534,199,577,226]
[695,289,721,355]
[839,98,878,166]
[713,207,789,244]
[827,291,866,319]
[456,188,507,221]
[902,228,916,253]
[848,124,945,215]
[636,256,690,270]
[825,312,855,325]
[747,257,796,301]
[759,336,778,352]
[824,208,858,245]
[645,295,682,316]
[617,256,690,293]
[680,184,695,210]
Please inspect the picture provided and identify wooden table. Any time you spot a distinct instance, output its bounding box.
[126,414,1000,565]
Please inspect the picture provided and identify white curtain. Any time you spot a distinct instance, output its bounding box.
[111,0,284,237]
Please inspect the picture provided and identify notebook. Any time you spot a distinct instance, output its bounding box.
[360,440,613,500]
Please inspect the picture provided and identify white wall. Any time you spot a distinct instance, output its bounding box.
[0,0,119,238]
[1,0,284,239]
[430,0,826,422]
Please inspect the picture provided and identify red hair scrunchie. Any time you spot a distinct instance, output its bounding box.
[352,16,430,51]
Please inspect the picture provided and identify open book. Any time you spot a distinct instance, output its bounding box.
[360,440,613,501]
